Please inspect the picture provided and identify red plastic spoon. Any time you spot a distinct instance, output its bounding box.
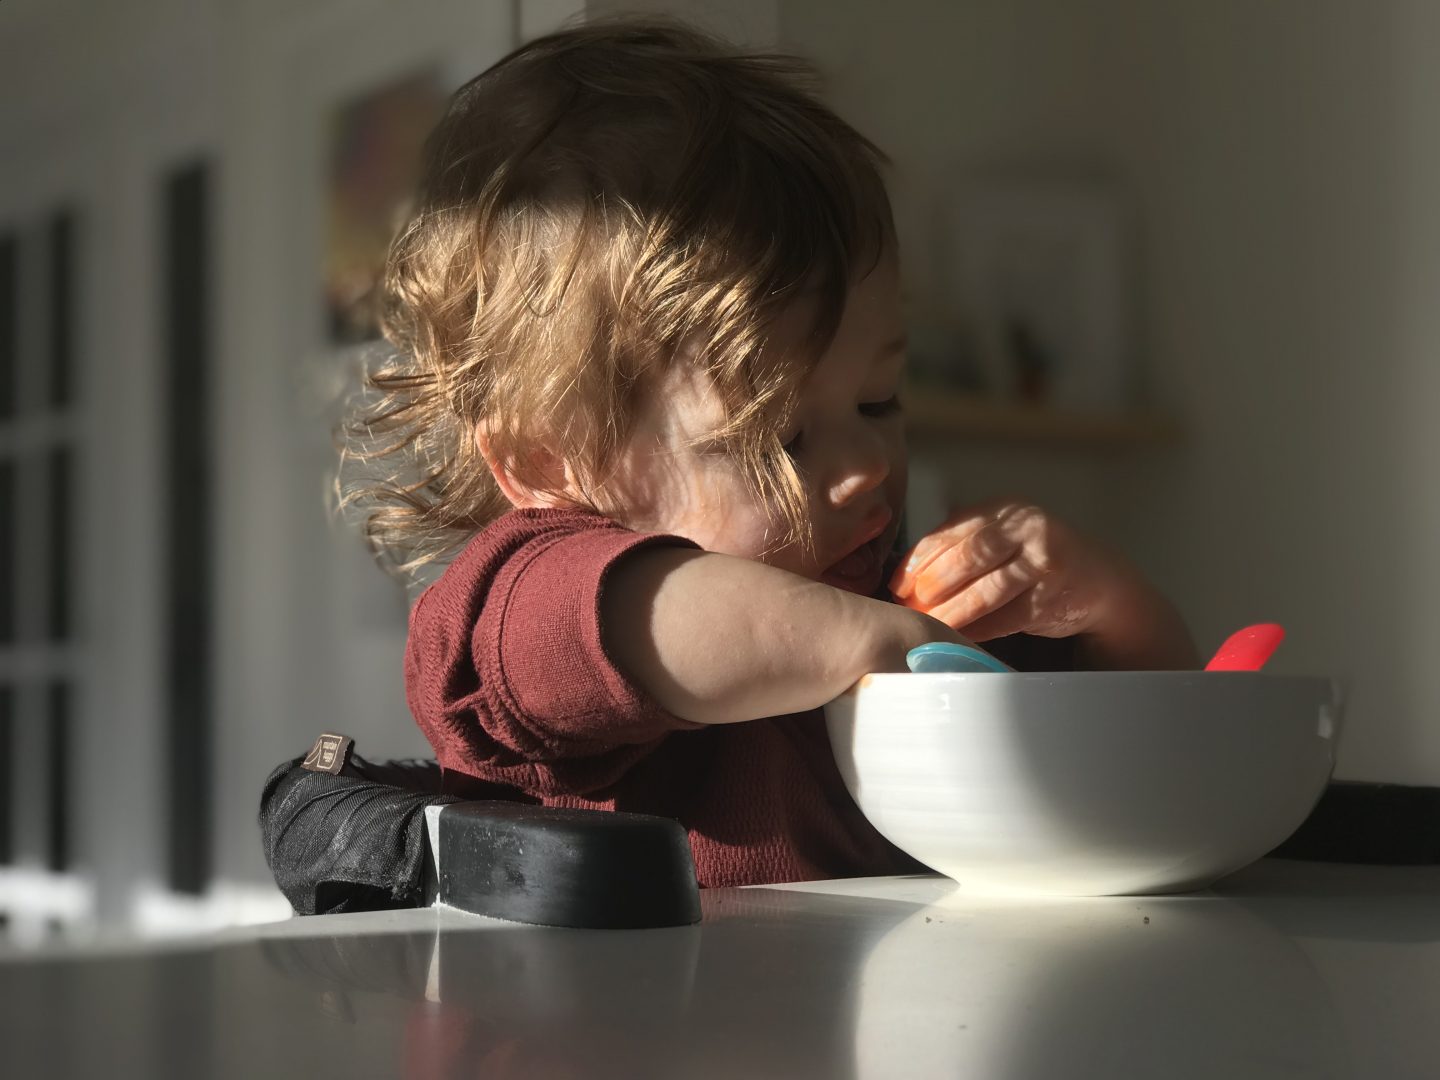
[1205,623,1286,671]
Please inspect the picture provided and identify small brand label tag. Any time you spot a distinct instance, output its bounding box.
[301,732,354,775]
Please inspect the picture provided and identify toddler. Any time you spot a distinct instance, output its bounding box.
[345,19,1197,888]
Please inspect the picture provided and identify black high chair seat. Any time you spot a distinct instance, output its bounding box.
[259,738,700,928]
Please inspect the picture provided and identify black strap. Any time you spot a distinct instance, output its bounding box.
[258,752,458,915]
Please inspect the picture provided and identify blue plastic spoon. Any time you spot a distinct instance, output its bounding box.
[906,642,1015,674]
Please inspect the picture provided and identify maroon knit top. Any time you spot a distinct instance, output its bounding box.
[405,507,1070,888]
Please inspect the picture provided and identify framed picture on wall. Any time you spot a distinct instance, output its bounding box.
[323,68,449,347]
[947,183,1137,410]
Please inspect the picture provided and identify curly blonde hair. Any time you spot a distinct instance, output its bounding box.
[341,17,894,575]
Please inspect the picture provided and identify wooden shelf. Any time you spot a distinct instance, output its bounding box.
[904,390,1182,448]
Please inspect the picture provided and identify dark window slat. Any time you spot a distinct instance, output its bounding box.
[46,682,70,872]
[0,461,12,645]
[163,162,213,894]
[48,212,74,409]
[46,446,71,641]
[0,232,15,419]
[0,686,12,865]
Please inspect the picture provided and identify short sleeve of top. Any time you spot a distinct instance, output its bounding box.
[404,508,704,796]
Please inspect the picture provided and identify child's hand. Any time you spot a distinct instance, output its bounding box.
[888,498,1197,669]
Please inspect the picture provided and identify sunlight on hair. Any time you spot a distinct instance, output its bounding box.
[337,19,895,577]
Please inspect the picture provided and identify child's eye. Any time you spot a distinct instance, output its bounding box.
[780,430,805,458]
[859,394,903,418]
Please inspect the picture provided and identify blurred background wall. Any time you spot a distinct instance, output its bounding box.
[0,0,1436,940]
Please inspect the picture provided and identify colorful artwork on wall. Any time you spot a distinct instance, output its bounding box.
[324,70,447,345]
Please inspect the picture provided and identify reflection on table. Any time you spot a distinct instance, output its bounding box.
[2,861,1438,1079]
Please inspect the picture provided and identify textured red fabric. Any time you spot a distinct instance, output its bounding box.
[404,507,927,888]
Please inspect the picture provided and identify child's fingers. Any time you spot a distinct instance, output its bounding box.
[903,524,1023,607]
[891,500,1035,597]
[890,506,999,595]
[889,533,968,597]
[913,555,1037,632]
[890,519,1001,597]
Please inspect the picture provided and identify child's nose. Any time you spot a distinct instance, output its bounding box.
[825,438,892,508]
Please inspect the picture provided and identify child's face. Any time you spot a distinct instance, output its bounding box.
[612,254,908,596]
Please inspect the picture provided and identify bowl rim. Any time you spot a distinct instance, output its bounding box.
[835,670,1340,698]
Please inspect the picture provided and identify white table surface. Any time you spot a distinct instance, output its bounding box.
[3,859,1438,1079]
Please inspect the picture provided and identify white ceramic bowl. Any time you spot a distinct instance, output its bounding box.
[824,672,1342,896]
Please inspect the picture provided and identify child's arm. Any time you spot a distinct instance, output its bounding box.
[889,498,1198,670]
[603,547,965,726]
